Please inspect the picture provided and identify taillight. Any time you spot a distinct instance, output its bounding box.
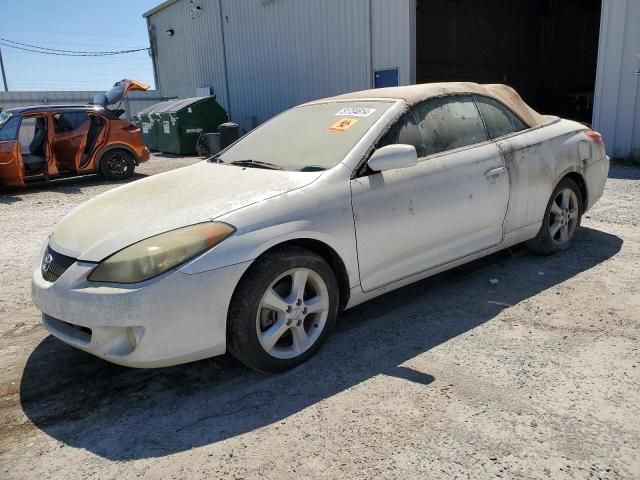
[585,130,604,146]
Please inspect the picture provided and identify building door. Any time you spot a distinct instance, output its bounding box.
[374,68,399,88]
[414,0,602,123]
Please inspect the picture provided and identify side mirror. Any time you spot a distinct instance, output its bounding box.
[367,144,417,172]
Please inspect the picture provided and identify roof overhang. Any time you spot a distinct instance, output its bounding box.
[143,0,180,18]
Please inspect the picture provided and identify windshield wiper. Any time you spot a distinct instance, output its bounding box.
[229,159,282,170]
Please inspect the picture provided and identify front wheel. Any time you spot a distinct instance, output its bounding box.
[99,150,135,180]
[227,247,338,372]
[526,177,583,255]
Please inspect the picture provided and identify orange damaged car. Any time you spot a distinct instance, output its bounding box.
[0,79,151,187]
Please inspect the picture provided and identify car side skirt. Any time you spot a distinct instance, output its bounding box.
[344,222,540,310]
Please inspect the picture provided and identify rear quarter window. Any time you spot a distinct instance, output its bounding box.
[475,96,527,139]
[53,111,90,134]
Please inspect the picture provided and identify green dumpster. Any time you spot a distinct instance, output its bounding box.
[153,96,227,155]
[134,104,161,151]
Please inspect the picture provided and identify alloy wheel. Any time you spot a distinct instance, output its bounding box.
[549,187,579,245]
[256,268,330,360]
[106,155,129,175]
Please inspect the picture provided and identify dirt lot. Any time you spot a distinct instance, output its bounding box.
[1,157,639,479]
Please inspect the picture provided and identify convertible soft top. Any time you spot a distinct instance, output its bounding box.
[323,82,548,128]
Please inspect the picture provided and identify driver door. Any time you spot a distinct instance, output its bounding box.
[51,111,90,173]
[0,115,23,186]
[350,95,510,291]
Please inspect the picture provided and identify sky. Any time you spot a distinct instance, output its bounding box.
[0,0,160,92]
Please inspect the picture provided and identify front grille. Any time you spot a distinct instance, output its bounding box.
[41,245,76,282]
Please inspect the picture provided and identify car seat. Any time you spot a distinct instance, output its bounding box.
[29,117,47,156]
[23,117,47,173]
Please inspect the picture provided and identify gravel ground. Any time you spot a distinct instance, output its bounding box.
[0,158,638,479]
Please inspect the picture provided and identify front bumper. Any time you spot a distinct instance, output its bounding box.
[32,259,252,368]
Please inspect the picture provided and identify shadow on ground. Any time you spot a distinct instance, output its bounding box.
[19,226,622,460]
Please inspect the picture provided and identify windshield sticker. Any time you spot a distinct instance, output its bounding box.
[329,118,359,132]
[335,107,376,117]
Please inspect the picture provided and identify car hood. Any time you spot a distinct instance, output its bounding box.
[50,161,322,262]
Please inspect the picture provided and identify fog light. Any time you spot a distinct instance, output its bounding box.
[126,327,144,350]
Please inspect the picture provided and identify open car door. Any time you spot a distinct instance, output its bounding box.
[0,140,22,186]
[51,111,91,173]
[0,114,24,186]
[122,79,150,96]
[92,79,150,108]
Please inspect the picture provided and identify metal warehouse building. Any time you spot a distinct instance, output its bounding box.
[144,0,640,158]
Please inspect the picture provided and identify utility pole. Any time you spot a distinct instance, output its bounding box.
[0,47,8,92]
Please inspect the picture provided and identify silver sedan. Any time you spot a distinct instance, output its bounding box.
[32,83,609,371]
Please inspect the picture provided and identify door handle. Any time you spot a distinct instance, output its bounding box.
[485,166,506,178]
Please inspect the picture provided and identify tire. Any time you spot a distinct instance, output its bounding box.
[99,149,135,180]
[227,246,339,372]
[526,177,583,255]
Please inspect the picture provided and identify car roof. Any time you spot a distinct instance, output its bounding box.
[315,82,548,128]
[6,105,108,115]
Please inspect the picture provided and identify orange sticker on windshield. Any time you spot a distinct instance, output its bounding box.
[329,118,359,132]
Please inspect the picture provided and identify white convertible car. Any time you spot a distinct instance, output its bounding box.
[32,83,609,371]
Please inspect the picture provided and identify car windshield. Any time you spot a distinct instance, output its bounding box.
[215,101,393,171]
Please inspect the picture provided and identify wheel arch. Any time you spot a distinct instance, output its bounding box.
[555,170,588,211]
[96,143,138,166]
[236,237,351,311]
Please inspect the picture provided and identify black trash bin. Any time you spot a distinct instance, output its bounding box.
[219,122,240,149]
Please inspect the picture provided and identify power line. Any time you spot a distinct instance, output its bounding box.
[0,37,147,54]
[0,38,149,56]
[5,54,151,63]
[2,28,147,39]
[4,39,149,49]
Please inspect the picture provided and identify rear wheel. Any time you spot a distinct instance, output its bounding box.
[227,247,338,372]
[526,177,582,255]
[99,150,135,180]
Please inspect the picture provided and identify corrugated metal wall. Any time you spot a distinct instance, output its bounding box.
[147,0,413,132]
[0,90,169,121]
[593,0,640,159]
[371,0,415,85]
[148,0,229,109]
[221,0,372,129]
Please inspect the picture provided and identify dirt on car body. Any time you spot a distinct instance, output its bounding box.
[0,159,639,479]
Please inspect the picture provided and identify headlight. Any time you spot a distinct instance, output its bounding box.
[88,222,235,283]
